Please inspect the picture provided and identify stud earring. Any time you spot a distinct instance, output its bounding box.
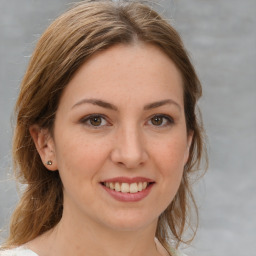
[46,160,53,165]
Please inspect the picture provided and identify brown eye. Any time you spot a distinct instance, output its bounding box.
[151,116,164,126]
[89,116,102,126]
[148,115,174,127]
[80,114,109,128]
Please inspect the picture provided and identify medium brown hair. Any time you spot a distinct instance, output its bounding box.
[3,0,207,251]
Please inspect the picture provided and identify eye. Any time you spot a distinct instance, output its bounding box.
[148,114,174,127]
[80,114,109,127]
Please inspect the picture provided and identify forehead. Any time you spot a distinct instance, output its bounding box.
[58,43,184,111]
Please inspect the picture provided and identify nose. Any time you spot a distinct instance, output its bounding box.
[110,125,148,169]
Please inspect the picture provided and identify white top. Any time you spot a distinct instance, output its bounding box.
[0,246,37,256]
[0,239,187,256]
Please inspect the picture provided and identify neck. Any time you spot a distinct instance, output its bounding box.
[29,208,162,256]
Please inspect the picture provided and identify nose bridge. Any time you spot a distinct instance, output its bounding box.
[111,121,147,168]
[122,123,142,154]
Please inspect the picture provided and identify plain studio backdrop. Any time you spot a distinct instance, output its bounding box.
[0,0,255,255]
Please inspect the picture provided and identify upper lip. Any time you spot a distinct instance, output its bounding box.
[101,176,155,184]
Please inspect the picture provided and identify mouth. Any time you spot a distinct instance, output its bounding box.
[100,177,155,202]
[101,181,154,194]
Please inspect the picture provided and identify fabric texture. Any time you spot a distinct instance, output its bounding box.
[0,246,38,256]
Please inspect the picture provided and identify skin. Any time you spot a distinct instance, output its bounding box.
[29,43,192,256]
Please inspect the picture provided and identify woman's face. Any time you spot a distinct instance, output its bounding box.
[45,43,192,231]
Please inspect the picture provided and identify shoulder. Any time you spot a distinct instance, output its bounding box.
[0,247,38,256]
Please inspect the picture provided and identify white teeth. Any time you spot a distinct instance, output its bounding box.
[110,182,115,189]
[138,182,143,192]
[121,183,130,193]
[129,183,138,193]
[142,182,147,189]
[115,182,121,192]
[104,181,150,193]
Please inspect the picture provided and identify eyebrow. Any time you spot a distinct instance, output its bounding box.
[72,99,118,110]
[71,98,181,111]
[143,99,181,111]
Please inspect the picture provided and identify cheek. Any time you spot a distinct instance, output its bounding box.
[149,138,188,211]
[153,138,188,172]
[54,134,110,209]
[54,132,110,182]
[153,137,187,191]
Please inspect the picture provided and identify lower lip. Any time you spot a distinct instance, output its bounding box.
[101,183,154,202]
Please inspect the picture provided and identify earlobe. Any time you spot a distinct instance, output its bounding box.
[29,125,58,171]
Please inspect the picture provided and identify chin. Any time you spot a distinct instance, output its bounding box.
[100,211,158,232]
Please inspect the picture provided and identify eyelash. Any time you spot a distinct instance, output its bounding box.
[146,114,174,127]
[79,114,174,128]
[80,114,110,128]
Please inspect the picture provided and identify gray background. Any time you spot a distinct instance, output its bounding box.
[0,0,255,255]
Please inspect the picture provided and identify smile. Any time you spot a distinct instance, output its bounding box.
[103,181,149,193]
[100,177,155,202]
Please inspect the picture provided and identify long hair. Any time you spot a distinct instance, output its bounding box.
[2,0,207,251]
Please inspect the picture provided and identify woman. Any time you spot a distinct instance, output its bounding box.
[0,1,206,255]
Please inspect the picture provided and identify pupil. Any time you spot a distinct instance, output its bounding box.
[152,116,163,125]
[90,117,101,126]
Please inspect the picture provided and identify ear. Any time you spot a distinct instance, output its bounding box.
[184,130,194,165]
[29,125,58,171]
